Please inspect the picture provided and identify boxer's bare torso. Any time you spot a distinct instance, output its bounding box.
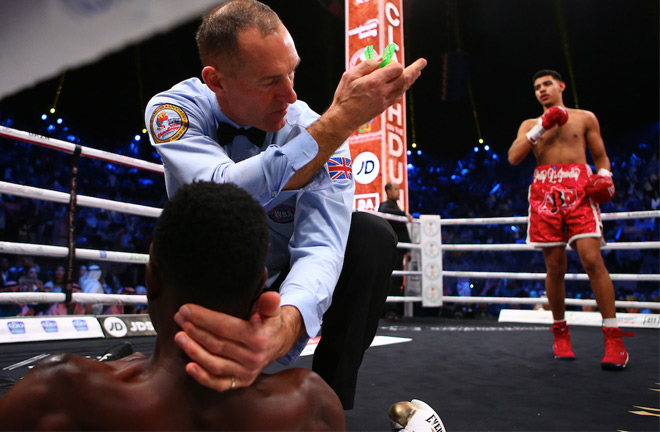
[518,107,598,166]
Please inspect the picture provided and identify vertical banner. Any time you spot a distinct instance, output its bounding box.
[345,0,408,213]
[419,215,443,307]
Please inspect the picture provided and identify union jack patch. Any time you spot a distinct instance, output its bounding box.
[328,157,353,181]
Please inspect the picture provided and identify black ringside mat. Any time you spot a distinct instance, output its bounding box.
[1,318,658,432]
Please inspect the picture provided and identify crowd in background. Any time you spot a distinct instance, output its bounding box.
[0,115,658,317]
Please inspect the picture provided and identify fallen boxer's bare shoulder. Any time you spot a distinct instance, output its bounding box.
[0,353,135,430]
[224,368,346,431]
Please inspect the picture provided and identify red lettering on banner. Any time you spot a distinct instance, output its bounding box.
[347,0,408,212]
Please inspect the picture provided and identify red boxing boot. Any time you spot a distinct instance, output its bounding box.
[551,321,576,360]
[601,327,632,370]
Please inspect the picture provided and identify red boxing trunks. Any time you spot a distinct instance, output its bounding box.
[527,163,604,247]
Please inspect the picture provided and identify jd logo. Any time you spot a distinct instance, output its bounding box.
[353,152,379,185]
[103,317,127,338]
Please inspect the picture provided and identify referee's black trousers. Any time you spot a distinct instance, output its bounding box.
[312,211,397,410]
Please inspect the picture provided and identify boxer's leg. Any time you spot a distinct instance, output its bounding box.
[574,237,631,369]
[542,246,575,359]
[542,246,568,321]
[574,237,616,318]
[313,212,397,409]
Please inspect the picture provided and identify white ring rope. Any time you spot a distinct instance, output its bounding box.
[366,211,660,225]
[0,241,148,264]
[386,295,660,310]
[0,181,162,218]
[391,270,660,282]
[397,241,660,251]
[1,291,657,310]
[432,210,660,225]
[1,292,657,310]
[437,242,660,251]
[0,126,164,173]
[439,270,660,282]
[0,292,147,306]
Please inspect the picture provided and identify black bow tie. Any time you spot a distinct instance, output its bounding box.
[217,122,267,148]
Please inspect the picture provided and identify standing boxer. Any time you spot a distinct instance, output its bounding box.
[508,69,630,370]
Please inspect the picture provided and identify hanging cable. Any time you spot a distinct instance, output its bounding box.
[554,0,579,108]
[448,0,483,145]
[50,70,67,114]
[134,45,148,134]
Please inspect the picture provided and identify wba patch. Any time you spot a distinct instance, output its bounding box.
[268,205,295,224]
[327,157,353,181]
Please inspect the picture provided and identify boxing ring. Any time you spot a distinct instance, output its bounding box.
[0,124,659,321]
[1,125,659,432]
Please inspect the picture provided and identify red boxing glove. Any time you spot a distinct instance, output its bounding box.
[585,169,615,204]
[541,106,569,129]
[527,106,569,145]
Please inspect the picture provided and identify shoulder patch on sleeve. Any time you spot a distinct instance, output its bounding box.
[149,104,189,143]
[327,157,353,181]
